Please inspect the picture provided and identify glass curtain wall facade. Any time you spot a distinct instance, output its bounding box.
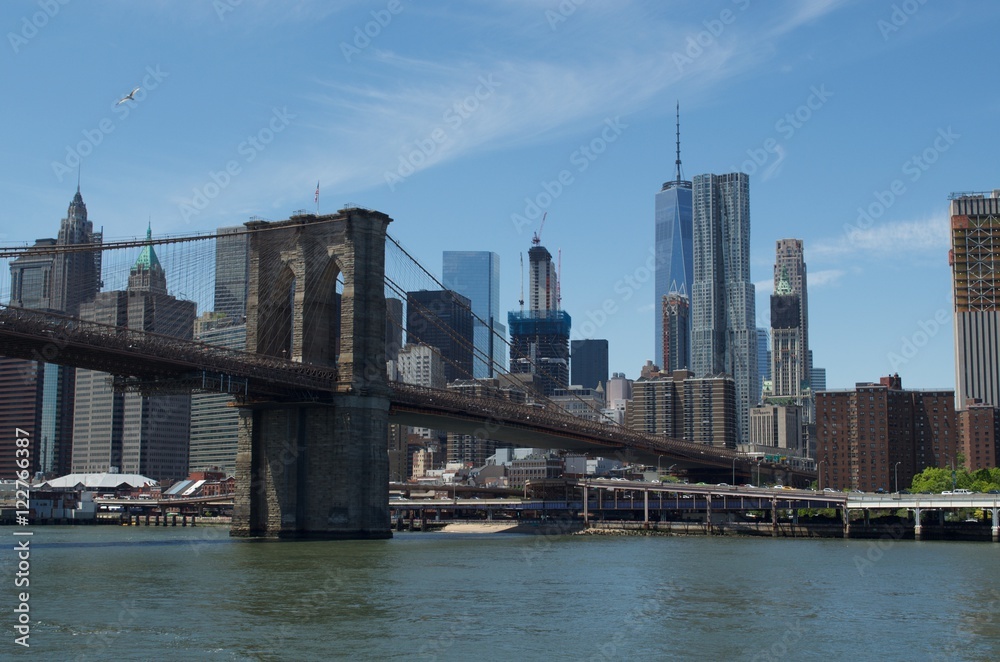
[442,251,505,378]
[691,172,757,443]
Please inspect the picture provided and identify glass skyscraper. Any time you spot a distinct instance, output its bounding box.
[571,339,608,390]
[406,289,474,384]
[654,107,693,369]
[691,172,757,444]
[442,251,506,378]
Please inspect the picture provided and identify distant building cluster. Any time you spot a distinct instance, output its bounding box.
[1,151,998,494]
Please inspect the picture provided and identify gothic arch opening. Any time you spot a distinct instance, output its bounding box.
[259,263,295,360]
[300,253,344,366]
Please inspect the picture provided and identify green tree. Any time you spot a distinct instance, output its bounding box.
[910,467,950,493]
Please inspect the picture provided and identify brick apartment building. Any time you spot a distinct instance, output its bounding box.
[815,375,957,492]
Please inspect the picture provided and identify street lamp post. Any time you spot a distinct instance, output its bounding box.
[755,458,762,487]
[732,457,737,486]
[894,461,901,494]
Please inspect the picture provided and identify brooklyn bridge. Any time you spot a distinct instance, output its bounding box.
[0,206,810,539]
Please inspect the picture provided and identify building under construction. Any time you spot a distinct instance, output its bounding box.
[508,309,571,397]
[950,191,1000,408]
[508,226,571,398]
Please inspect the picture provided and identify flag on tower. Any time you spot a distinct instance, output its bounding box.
[314,180,320,204]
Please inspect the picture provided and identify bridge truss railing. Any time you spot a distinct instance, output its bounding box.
[0,304,338,396]
[390,381,746,467]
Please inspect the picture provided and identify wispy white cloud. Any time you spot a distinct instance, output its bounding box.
[810,215,950,259]
[809,268,846,287]
[765,0,856,39]
[292,50,684,194]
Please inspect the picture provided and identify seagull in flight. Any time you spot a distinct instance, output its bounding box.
[116,87,140,105]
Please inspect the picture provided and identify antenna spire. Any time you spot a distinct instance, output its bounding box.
[675,101,682,184]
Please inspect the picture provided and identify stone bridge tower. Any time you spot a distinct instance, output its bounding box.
[231,208,393,539]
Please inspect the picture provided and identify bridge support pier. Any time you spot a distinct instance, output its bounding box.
[913,507,923,540]
[992,507,999,543]
[230,208,393,540]
[232,396,391,540]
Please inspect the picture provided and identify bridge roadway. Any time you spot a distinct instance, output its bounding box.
[0,304,811,481]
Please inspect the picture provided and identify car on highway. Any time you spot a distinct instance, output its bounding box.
[822,488,836,493]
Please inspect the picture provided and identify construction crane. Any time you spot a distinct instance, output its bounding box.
[532,212,546,246]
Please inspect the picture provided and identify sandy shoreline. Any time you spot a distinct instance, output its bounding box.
[438,521,522,533]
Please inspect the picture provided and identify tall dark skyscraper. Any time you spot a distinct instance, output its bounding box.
[406,289,474,384]
[571,339,608,390]
[0,187,102,478]
[72,227,195,481]
[654,103,693,369]
[214,225,249,321]
[508,239,571,397]
[442,251,505,378]
[690,172,757,443]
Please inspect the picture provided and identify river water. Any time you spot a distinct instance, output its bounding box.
[3,525,999,660]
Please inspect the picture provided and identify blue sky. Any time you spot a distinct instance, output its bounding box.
[1,0,997,391]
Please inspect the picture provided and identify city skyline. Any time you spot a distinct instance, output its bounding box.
[2,2,998,390]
